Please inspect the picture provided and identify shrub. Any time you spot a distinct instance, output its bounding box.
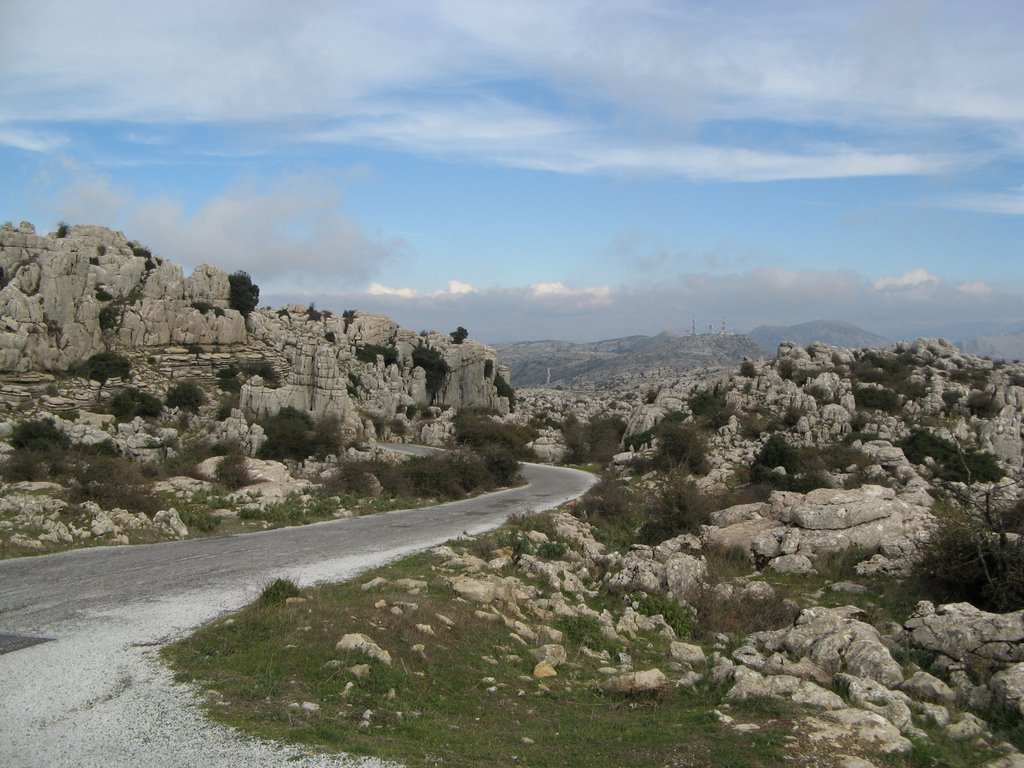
[536,541,567,559]
[82,351,131,383]
[638,476,710,544]
[228,270,259,316]
[739,359,757,378]
[179,507,221,533]
[688,389,730,429]
[98,304,122,332]
[853,386,901,413]
[306,302,323,321]
[258,578,301,606]
[635,593,694,639]
[652,421,708,474]
[324,331,336,343]
[69,454,160,516]
[967,390,1000,418]
[453,409,535,455]
[55,221,70,238]
[110,387,163,421]
[450,326,469,344]
[356,343,399,366]
[563,415,627,465]
[493,373,516,411]
[913,500,1024,612]
[342,309,356,330]
[10,419,70,452]
[165,381,205,413]
[899,430,1003,484]
[216,449,252,490]
[95,287,113,302]
[413,346,450,401]
[259,407,316,461]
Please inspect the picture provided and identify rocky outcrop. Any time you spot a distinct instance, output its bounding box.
[0,223,508,440]
[702,485,933,572]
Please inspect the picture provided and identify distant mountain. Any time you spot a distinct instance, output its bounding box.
[917,319,1024,342]
[495,331,765,387]
[959,330,1024,361]
[746,320,890,352]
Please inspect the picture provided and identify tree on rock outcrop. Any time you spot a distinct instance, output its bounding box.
[228,271,259,317]
[450,326,469,344]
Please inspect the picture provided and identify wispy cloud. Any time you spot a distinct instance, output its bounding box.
[53,169,404,285]
[2,1,1019,180]
[873,268,941,291]
[0,125,67,152]
[943,186,1024,216]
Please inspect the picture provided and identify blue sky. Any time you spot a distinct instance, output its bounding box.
[2,0,1023,343]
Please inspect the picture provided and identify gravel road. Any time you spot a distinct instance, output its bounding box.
[0,456,596,768]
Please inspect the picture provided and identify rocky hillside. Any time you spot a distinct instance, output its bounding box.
[495,331,765,387]
[0,221,510,438]
[746,320,891,352]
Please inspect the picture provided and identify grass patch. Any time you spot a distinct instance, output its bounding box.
[162,550,802,768]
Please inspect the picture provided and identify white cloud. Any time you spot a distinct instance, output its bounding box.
[366,280,477,299]
[0,125,67,152]
[944,186,1024,216]
[872,268,941,291]
[529,282,612,304]
[446,280,476,295]
[368,283,418,299]
[53,170,403,286]
[2,1,1019,179]
[958,281,995,297]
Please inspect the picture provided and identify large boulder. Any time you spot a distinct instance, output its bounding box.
[905,601,1024,666]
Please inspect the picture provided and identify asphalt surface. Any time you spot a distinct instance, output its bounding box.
[0,454,596,767]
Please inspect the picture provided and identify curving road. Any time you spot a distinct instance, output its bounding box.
[0,454,595,768]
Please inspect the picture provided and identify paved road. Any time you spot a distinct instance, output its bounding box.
[0,456,596,768]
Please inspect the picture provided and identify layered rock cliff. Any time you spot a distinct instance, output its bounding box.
[0,222,508,435]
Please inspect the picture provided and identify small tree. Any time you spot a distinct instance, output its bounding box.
[82,352,131,384]
[450,326,469,344]
[165,381,205,413]
[228,271,260,317]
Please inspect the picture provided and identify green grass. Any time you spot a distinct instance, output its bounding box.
[162,551,802,767]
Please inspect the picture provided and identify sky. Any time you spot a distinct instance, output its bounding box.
[2,0,1023,343]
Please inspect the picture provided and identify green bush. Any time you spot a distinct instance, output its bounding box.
[652,421,708,474]
[110,387,163,421]
[748,433,829,491]
[98,304,122,332]
[688,390,730,430]
[899,430,1003,484]
[165,381,205,413]
[95,287,113,302]
[259,407,316,461]
[413,346,450,401]
[638,476,710,545]
[536,541,567,559]
[635,593,694,639]
[228,270,259,316]
[356,343,399,366]
[10,419,70,452]
[913,501,1024,611]
[258,578,301,606]
[55,221,70,238]
[82,351,130,383]
[739,360,757,378]
[453,409,535,455]
[450,326,469,344]
[179,507,221,533]
[853,386,901,413]
[563,415,627,464]
[69,453,160,516]
[216,449,252,490]
[493,373,516,411]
